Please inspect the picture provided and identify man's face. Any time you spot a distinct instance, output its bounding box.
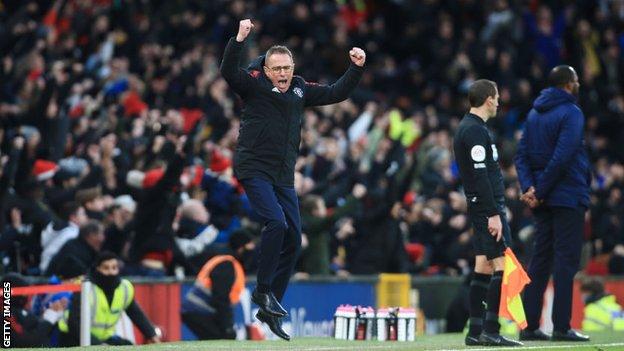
[568,71,580,96]
[264,53,294,93]
[86,197,105,212]
[72,207,88,226]
[87,228,105,251]
[97,258,119,276]
[487,91,500,118]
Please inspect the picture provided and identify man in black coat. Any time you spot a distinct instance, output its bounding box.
[46,220,104,278]
[127,137,189,275]
[220,19,365,340]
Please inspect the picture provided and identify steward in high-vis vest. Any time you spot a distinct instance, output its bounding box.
[181,229,256,340]
[58,252,161,346]
[581,279,624,332]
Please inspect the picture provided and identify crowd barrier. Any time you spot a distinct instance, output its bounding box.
[13,281,92,346]
[13,275,624,343]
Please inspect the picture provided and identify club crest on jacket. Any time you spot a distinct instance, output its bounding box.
[293,87,303,98]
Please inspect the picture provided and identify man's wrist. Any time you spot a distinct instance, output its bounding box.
[350,62,365,70]
[534,187,544,201]
[487,211,499,218]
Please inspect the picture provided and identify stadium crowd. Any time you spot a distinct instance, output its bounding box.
[1,0,623,284]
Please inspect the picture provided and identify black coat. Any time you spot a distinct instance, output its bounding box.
[220,38,363,186]
[129,153,185,264]
[45,237,98,277]
[7,308,56,348]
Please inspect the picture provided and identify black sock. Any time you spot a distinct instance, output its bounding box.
[468,272,491,336]
[256,284,270,294]
[484,270,503,334]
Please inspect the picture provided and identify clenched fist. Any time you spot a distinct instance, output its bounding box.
[349,47,366,67]
[236,19,254,42]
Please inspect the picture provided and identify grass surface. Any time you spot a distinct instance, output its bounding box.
[26,331,624,350]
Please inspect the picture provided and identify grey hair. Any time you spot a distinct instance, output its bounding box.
[265,45,293,61]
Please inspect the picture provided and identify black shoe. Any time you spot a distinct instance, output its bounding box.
[465,334,485,346]
[256,310,290,341]
[551,329,590,342]
[479,332,524,346]
[519,329,551,341]
[251,290,287,317]
[269,292,288,316]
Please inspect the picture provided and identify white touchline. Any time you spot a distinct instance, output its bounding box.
[141,341,624,351]
[436,342,624,351]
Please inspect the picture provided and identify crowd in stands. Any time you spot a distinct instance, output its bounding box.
[1,0,624,283]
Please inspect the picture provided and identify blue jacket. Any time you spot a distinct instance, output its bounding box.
[514,87,591,208]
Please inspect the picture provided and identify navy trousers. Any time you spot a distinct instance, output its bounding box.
[241,177,302,301]
[523,206,585,332]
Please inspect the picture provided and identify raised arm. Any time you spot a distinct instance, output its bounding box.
[304,47,365,107]
[219,19,257,97]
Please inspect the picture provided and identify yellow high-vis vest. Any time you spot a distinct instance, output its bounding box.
[58,279,134,341]
[582,295,624,332]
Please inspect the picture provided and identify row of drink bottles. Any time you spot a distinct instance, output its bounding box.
[333,305,416,342]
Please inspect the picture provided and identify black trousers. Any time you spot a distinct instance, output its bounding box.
[241,177,302,301]
[522,206,585,332]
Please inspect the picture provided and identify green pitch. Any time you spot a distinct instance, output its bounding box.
[28,331,624,350]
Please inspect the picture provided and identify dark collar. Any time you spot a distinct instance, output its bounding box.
[466,113,486,124]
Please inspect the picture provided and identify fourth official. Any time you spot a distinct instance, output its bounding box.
[453,80,522,347]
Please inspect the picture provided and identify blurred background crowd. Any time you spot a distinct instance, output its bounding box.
[1,0,624,283]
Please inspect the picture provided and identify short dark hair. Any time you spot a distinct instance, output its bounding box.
[468,79,498,107]
[548,65,577,88]
[580,278,604,296]
[60,201,81,221]
[79,220,103,239]
[94,251,119,267]
[265,45,293,61]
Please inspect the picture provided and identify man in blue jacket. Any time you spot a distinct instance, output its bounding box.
[514,65,591,342]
